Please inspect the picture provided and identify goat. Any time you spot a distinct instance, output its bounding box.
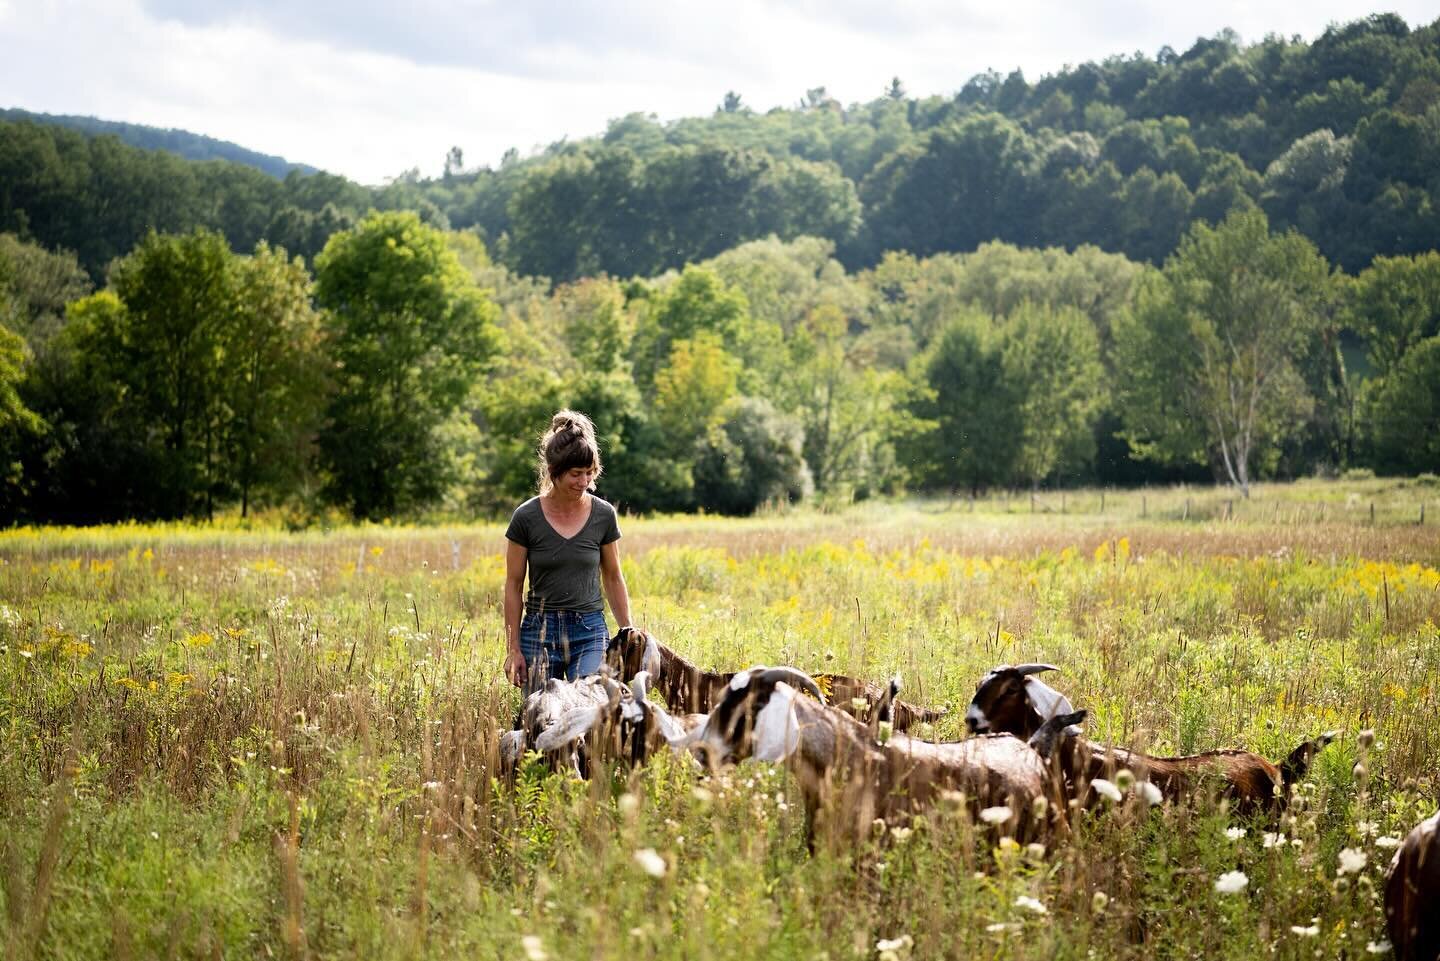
[964,663,1336,813]
[693,666,1071,847]
[605,627,947,731]
[1385,809,1440,961]
[531,671,704,766]
[499,672,700,777]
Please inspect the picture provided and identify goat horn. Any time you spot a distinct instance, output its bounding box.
[755,667,826,705]
[1015,663,1060,676]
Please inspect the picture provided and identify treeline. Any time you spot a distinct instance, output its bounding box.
[2,208,1438,525]
[0,108,315,180]
[2,14,1438,283]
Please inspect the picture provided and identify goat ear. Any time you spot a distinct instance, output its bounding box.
[1015,663,1060,676]
[629,670,650,702]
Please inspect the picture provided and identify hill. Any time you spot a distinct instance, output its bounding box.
[0,107,316,179]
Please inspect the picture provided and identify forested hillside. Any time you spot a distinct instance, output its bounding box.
[0,108,315,179]
[1,13,1439,525]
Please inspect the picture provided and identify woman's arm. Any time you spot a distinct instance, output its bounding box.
[503,540,528,688]
[599,540,632,629]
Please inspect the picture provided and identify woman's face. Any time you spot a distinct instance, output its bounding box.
[556,465,597,497]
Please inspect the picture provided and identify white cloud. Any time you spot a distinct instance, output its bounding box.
[2,0,1436,184]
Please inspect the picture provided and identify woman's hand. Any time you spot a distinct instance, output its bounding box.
[504,648,528,689]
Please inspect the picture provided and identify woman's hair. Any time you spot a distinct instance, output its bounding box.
[537,409,602,494]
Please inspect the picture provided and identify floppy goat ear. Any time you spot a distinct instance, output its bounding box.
[1027,709,1087,760]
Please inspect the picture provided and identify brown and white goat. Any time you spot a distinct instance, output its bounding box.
[606,627,947,731]
[1385,809,1440,961]
[693,666,1072,846]
[964,663,1335,813]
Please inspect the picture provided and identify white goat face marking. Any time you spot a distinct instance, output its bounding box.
[965,704,989,730]
[1024,676,1082,735]
[751,683,801,762]
[642,637,661,677]
[729,668,756,692]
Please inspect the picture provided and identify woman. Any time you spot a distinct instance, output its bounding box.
[503,410,633,691]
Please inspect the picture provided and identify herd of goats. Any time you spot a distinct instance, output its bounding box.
[497,628,1439,961]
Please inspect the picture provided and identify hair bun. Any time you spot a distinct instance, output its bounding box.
[551,414,577,433]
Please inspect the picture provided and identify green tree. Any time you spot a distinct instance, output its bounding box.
[107,228,237,516]
[315,211,500,518]
[1364,336,1440,473]
[223,243,327,517]
[906,311,1021,493]
[1345,251,1440,377]
[1113,210,1336,494]
[1001,303,1106,485]
[693,397,812,515]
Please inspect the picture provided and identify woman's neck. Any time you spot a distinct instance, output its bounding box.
[545,489,588,508]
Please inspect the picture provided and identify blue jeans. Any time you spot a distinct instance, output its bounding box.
[519,610,609,693]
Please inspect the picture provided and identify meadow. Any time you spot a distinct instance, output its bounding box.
[2,476,1439,960]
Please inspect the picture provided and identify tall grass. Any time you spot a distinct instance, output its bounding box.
[0,485,1436,959]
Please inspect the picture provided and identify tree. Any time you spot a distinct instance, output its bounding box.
[906,311,1022,494]
[1364,336,1440,473]
[315,211,500,518]
[652,332,739,442]
[107,228,237,517]
[1113,210,1336,494]
[1001,303,1106,485]
[693,397,812,515]
[223,243,327,517]
[1345,251,1440,377]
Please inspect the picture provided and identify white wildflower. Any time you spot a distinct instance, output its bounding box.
[1214,870,1249,894]
[985,922,1017,933]
[1015,895,1048,915]
[1113,768,1135,791]
[617,793,639,814]
[1225,827,1247,841]
[1356,820,1379,837]
[875,935,912,952]
[1137,781,1163,806]
[633,848,667,878]
[979,805,1013,825]
[1025,842,1046,859]
[1263,832,1285,849]
[1092,778,1122,803]
[691,786,714,805]
[876,720,894,745]
[1365,939,1392,954]
[1290,925,1319,937]
[1091,891,1109,913]
[521,935,547,961]
[890,826,913,842]
[1375,836,1401,849]
[1337,847,1367,875]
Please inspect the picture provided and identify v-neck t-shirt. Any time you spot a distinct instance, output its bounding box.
[505,495,621,612]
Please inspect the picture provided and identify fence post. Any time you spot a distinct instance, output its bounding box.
[1142,495,1147,519]
[1370,502,1375,525]
[1226,499,1234,521]
[1183,499,1190,521]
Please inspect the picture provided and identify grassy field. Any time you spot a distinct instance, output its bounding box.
[1,477,1438,960]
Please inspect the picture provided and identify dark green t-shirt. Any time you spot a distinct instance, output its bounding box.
[505,496,621,613]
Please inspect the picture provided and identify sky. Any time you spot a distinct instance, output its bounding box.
[1,0,1436,185]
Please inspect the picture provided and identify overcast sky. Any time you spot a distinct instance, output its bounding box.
[1,0,1435,185]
